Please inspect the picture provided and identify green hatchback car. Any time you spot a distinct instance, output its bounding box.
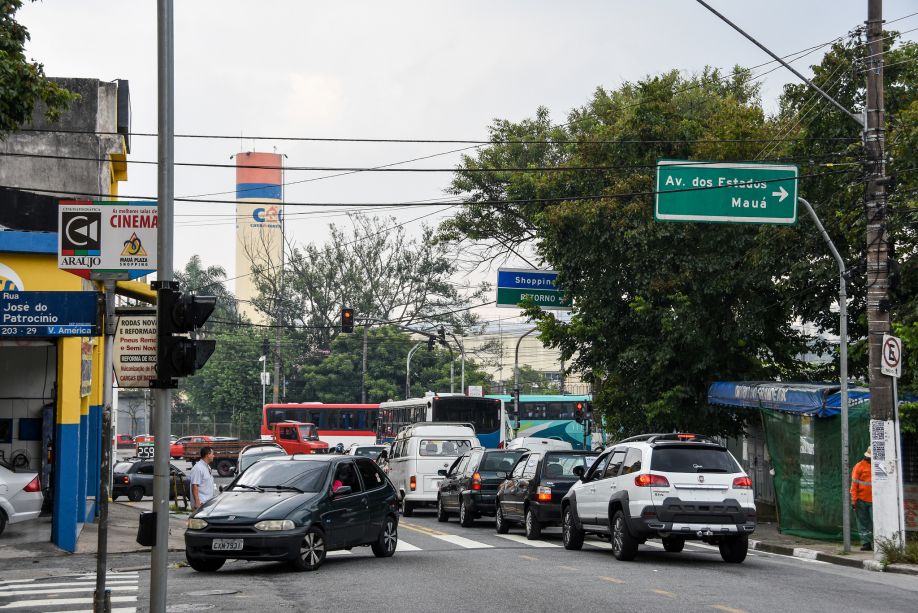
[185,455,400,572]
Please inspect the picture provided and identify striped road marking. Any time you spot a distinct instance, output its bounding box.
[495,534,560,548]
[396,540,421,552]
[0,596,137,609]
[400,521,493,549]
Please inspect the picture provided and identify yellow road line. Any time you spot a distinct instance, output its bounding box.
[712,606,750,613]
[559,565,579,571]
[652,589,676,598]
[519,554,539,561]
[399,522,448,537]
[598,576,624,584]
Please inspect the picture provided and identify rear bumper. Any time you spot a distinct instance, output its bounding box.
[634,498,756,538]
[185,527,306,561]
[467,493,498,516]
[3,492,43,524]
[530,501,563,525]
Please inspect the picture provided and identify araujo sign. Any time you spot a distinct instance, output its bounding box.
[496,268,568,310]
[655,160,798,225]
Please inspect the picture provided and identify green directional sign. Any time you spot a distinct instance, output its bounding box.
[496,268,568,310]
[655,160,798,225]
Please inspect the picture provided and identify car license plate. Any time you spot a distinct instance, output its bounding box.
[211,539,243,551]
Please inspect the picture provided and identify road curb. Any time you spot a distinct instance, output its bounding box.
[749,540,918,575]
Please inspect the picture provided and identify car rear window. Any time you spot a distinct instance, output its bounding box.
[419,439,474,457]
[480,452,525,473]
[353,447,386,457]
[236,460,330,492]
[650,447,740,473]
[113,462,133,473]
[542,453,597,478]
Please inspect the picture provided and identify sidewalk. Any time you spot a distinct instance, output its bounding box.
[751,521,918,576]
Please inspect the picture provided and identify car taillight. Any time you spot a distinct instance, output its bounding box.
[536,486,552,502]
[732,476,753,489]
[122,476,130,484]
[634,474,670,487]
[23,476,41,493]
[409,475,416,491]
[471,472,481,491]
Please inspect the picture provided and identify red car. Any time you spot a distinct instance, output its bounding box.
[170,435,215,459]
[115,434,135,448]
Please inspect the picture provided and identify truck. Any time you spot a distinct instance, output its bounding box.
[182,422,329,476]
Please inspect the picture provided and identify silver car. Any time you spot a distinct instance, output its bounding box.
[0,462,43,535]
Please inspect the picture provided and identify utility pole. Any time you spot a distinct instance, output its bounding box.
[272,186,284,404]
[151,1,174,611]
[864,0,902,549]
[361,323,368,403]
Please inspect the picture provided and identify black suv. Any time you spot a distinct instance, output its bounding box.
[495,450,599,539]
[436,448,527,527]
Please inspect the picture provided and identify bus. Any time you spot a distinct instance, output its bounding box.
[261,403,380,448]
[378,394,507,448]
[486,394,601,450]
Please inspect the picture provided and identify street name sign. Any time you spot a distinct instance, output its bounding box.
[881,333,902,378]
[58,201,158,279]
[0,290,100,337]
[113,310,157,388]
[655,160,798,225]
[496,268,568,310]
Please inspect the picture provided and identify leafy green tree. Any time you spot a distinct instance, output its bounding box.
[174,255,241,328]
[0,1,77,135]
[499,364,560,395]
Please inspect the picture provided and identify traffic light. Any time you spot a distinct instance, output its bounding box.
[574,402,585,424]
[341,307,354,333]
[153,281,217,388]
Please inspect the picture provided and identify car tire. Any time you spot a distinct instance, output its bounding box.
[185,555,225,573]
[216,459,234,478]
[562,506,584,550]
[127,486,144,502]
[719,534,748,563]
[459,497,474,528]
[371,515,398,558]
[662,537,685,553]
[524,507,542,540]
[111,494,119,501]
[401,500,414,517]
[611,510,638,561]
[495,503,510,534]
[0,511,6,537]
[291,527,327,571]
[436,497,449,522]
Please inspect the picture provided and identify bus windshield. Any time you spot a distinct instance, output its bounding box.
[431,396,500,434]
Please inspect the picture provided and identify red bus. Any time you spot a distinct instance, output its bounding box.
[261,403,380,449]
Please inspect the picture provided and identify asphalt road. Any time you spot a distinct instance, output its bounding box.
[2,508,917,612]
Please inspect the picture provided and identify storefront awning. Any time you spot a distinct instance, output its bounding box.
[707,381,870,418]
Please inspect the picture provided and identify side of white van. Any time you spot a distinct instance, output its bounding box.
[387,424,479,516]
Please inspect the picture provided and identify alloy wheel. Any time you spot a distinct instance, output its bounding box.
[301,532,325,566]
[612,516,624,554]
[460,502,466,523]
[563,512,571,544]
[383,521,397,553]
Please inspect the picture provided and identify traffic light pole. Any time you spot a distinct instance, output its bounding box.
[93,279,116,613]
[151,1,174,611]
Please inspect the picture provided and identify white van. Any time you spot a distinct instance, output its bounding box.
[506,436,573,451]
[387,423,479,516]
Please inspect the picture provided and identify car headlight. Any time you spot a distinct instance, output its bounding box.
[187,518,208,530]
[254,520,295,531]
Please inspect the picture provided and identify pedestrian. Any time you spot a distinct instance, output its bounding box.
[850,447,873,551]
[190,446,216,510]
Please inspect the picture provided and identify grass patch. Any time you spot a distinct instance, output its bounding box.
[877,535,918,565]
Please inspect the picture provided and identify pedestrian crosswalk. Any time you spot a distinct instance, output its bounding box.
[0,571,139,612]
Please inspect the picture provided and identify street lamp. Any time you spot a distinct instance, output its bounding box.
[258,355,267,408]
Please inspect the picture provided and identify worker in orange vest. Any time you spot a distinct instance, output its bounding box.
[850,447,873,551]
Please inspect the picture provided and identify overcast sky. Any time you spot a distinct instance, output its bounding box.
[18,1,918,328]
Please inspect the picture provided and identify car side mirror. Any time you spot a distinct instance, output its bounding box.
[334,485,353,497]
[437,469,448,477]
[573,465,585,479]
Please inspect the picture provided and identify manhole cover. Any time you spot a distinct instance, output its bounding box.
[168,605,214,612]
[185,590,239,596]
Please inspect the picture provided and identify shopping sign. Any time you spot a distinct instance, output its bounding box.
[496,268,568,310]
[655,161,798,224]
[58,201,157,279]
[881,334,902,378]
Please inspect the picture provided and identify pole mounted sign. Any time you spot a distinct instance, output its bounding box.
[0,290,101,337]
[655,160,798,225]
[496,268,568,310]
[113,309,158,388]
[58,201,158,279]
[881,333,902,378]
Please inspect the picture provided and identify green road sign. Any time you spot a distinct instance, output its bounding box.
[496,287,567,310]
[655,160,798,224]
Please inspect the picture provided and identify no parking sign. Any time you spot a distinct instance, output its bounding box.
[881,334,902,378]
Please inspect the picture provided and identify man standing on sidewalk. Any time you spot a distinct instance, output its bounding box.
[190,446,216,510]
[850,447,873,551]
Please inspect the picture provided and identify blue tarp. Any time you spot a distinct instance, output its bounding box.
[707,381,871,418]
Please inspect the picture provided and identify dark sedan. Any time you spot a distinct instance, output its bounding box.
[112,460,190,502]
[496,450,599,539]
[184,455,399,572]
[437,448,526,526]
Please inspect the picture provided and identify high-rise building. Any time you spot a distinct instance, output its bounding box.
[234,151,284,323]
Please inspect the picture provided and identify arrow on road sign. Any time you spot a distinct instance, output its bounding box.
[771,186,789,202]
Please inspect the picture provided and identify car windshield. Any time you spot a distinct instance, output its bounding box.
[240,449,287,471]
[650,447,740,473]
[113,462,133,473]
[353,447,385,457]
[419,439,474,457]
[234,460,329,492]
[543,453,598,478]
[480,451,525,473]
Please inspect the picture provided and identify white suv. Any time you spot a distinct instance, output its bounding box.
[561,433,756,563]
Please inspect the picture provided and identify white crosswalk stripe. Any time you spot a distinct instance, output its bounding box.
[495,534,561,548]
[0,572,139,612]
[396,540,421,552]
[430,533,493,549]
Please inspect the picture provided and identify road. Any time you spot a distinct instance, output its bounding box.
[2,508,916,612]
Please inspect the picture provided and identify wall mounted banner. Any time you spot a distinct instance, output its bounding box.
[58,201,157,279]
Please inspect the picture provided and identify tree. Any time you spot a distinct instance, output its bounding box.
[500,364,560,396]
[174,255,241,328]
[442,34,918,437]
[0,1,77,135]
